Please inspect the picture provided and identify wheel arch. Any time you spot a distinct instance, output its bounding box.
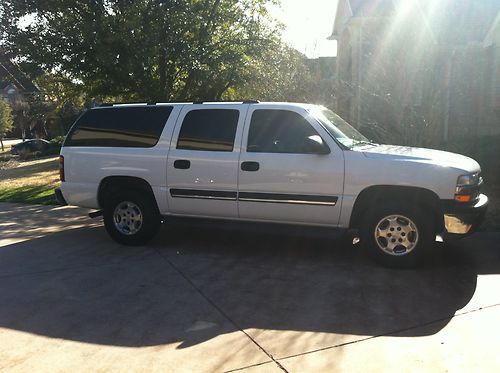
[349,185,444,233]
[97,176,159,213]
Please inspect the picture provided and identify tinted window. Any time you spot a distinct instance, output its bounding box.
[247,110,324,153]
[177,109,239,152]
[65,106,173,147]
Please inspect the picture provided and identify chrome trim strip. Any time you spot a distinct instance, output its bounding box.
[170,193,237,201]
[169,188,237,201]
[238,197,337,206]
[170,188,338,206]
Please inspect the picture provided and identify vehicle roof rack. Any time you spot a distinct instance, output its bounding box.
[99,102,157,107]
[192,100,260,104]
[99,100,260,107]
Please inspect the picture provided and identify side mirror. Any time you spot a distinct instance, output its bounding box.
[305,136,330,155]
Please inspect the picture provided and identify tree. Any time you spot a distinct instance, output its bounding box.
[0,0,299,102]
[0,98,14,151]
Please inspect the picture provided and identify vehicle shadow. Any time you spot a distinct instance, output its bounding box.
[0,220,497,349]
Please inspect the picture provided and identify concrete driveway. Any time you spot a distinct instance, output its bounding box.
[0,202,499,372]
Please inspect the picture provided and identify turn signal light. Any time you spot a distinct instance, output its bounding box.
[59,156,65,182]
[455,194,472,203]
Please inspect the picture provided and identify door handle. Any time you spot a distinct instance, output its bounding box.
[241,161,260,172]
[174,159,191,169]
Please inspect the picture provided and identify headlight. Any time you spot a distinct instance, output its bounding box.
[457,172,480,186]
[455,172,482,203]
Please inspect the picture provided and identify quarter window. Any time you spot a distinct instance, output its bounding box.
[177,109,239,152]
[247,110,325,154]
[65,106,173,148]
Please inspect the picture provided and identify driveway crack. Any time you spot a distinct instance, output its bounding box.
[276,303,500,362]
[153,248,288,373]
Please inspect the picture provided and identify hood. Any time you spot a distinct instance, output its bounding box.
[360,144,480,173]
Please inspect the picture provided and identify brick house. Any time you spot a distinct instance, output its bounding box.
[330,0,499,146]
[0,57,38,105]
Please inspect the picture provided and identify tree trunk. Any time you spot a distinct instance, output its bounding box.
[180,71,196,100]
[0,139,4,152]
[215,80,233,100]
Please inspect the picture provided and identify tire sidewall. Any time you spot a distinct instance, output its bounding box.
[103,191,160,246]
[361,205,434,268]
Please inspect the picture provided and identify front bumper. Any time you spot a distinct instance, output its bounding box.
[442,193,488,235]
[54,187,67,206]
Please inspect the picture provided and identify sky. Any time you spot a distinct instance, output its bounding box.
[268,0,339,58]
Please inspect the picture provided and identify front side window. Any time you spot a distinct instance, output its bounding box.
[247,109,327,154]
[177,109,239,152]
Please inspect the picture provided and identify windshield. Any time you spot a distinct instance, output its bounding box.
[308,106,371,149]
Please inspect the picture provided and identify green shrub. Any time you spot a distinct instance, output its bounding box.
[49,136,65,146]
[44,136,65,155]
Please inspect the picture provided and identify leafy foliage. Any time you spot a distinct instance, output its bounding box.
[0,98,14,150]
[1,0,313,103]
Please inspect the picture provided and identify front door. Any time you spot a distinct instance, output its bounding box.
[238,105,345,226]
[167,104,247,218]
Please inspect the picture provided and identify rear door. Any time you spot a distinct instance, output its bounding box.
[166,104,247,218]
[238,105,345,226]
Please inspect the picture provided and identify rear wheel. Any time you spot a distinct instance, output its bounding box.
[360,204,434,268]
[103,191,161,246]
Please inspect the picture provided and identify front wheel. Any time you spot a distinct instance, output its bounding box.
[103,192,161,246]
[360,205,435,268]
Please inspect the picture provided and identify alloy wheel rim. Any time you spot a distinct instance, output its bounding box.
[113,201,143,235]
[374,214,419,256]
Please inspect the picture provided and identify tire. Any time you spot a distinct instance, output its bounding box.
[360,203,435,268]
[103,191,161,246]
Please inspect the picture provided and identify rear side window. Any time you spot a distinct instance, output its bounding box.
[65,106,173,147]
[247,109,321,153]
[177,109,239,152]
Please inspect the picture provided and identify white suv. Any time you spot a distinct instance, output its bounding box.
[55,101,488,267]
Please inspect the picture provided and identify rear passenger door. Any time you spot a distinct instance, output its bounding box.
[166,104,247,218]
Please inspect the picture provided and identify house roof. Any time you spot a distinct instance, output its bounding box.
[330,0,396,39]
[0,56,39,93]
[349,0,395,17]
[330,0,500,44]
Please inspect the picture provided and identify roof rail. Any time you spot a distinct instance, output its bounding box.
[99,100,260,107]
[99,102,156,107]
[192,100,260,104]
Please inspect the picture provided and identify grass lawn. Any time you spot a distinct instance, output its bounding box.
[0,184,57,205]
[0,155,60,205]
